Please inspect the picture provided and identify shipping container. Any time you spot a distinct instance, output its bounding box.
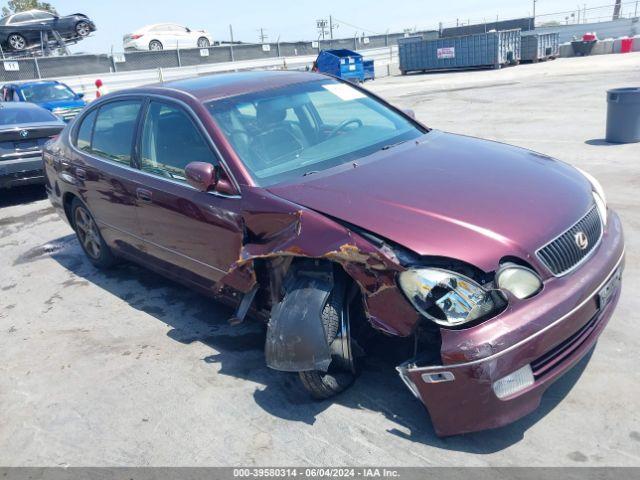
[314,49,364,82]
[521,32,560,62]
[398,29,521,75]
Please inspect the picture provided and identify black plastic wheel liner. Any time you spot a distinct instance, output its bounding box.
[265,265,334,372]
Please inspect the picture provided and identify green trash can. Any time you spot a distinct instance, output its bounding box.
[606,87,640,143]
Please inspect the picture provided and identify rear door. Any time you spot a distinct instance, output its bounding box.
[131,98,243,288]
[69,99,146,254]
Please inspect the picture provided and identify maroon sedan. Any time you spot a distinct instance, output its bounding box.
[43,71,624,436]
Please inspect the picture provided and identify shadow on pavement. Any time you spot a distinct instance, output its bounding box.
[585,138,619,146]
[43,234,592,454]
[0,185,47,208]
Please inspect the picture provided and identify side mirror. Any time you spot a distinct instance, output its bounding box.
[402,108,416,119]
[185,162,238,195]
[77,92,85,99]
[214,177,236,196]
[185,162,216,192]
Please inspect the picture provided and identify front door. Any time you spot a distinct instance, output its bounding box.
[132,99,243,289]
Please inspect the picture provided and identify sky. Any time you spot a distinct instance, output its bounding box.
[2,0,630,53]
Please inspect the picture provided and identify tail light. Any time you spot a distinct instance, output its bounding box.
[130,34,143,39]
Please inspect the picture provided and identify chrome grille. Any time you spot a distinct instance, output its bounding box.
[536,206,602,276]
[52,107,83,122]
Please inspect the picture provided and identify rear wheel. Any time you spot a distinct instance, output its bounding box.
[149,40,163,51]
[8,34,26,50]
[71,198,116,268]
[75,21,91,37]
[298,282,357,399]
[197,37,210,48]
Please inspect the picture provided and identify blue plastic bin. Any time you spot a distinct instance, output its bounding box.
[315,49,364,82]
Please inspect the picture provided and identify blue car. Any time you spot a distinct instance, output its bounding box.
[1,80,86,122]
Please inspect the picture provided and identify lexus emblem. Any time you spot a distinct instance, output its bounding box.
[19,129,28,138]
[575,231,589,250]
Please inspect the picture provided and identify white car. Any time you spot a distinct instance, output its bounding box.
[123,23,213,51]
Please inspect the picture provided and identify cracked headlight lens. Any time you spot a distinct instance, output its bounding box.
[496,263,542,299]
[399,268,504,327]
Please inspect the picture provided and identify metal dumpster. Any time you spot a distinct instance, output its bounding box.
[363,60,375,81]
[606,87,640,143]
[521,32,560,62]
[315,49,364,82]
[399,29,521,75]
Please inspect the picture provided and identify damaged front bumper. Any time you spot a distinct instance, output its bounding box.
[397,211,625,437]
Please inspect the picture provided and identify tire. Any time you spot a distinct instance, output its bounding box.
[298,283,357,399]
[197,37,210,48]
[8,33,26,51]
[75,21,91,37]
[71,198,117,269]
[149,40,163,51]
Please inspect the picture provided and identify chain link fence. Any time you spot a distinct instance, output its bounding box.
[1,0,638,83]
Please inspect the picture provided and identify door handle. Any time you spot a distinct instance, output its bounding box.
[75,167,86,180]
[136,188,152,203]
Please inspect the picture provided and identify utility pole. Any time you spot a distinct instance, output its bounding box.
[613,0,622,20]
[316,19,328,40]
[329,15,334,39]
[257,27,268,43]
[532,0,537,28]
[229,24,235,62]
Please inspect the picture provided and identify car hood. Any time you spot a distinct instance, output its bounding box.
[268,130,594,274]
[38,99,86,110]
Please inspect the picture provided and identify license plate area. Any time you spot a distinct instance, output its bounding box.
[598,268,622,308]
[14,140,38,150]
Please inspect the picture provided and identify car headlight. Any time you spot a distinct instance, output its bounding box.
[495,263,542,299]
[575,167,607,225]
[398,268,504,327]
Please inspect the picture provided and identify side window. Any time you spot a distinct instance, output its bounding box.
[11,13,34,23]
[91,100,141,164]
[12,89,20,102]
[75,109,97,152]
[31,11,54,21]
[140,101,217,182]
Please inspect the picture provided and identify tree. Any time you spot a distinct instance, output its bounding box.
[2,0,57,17]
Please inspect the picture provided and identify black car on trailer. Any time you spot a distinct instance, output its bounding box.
[0,102,64,189]
[0,9,95,51]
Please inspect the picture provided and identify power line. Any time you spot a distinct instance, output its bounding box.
[330,17,384,36]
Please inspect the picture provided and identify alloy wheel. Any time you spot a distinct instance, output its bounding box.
[76,21,90,37]
[149,40,163,51]
[74,207,101,259]
[8,34,26,50]
[197,37,210,48]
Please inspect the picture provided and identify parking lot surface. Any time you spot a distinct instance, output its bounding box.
[1,53,640,466]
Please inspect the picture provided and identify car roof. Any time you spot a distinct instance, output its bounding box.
[15,80,62,88]
[131,71,330,102]
[0,101,52,111]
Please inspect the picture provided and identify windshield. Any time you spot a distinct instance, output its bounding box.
[20,83,77,103]
[0,107,58,125]
[207,79,424,186]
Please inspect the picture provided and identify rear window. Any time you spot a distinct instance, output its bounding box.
[87,101,142,164]
[0,106,58,125]
[75,109,97,152]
